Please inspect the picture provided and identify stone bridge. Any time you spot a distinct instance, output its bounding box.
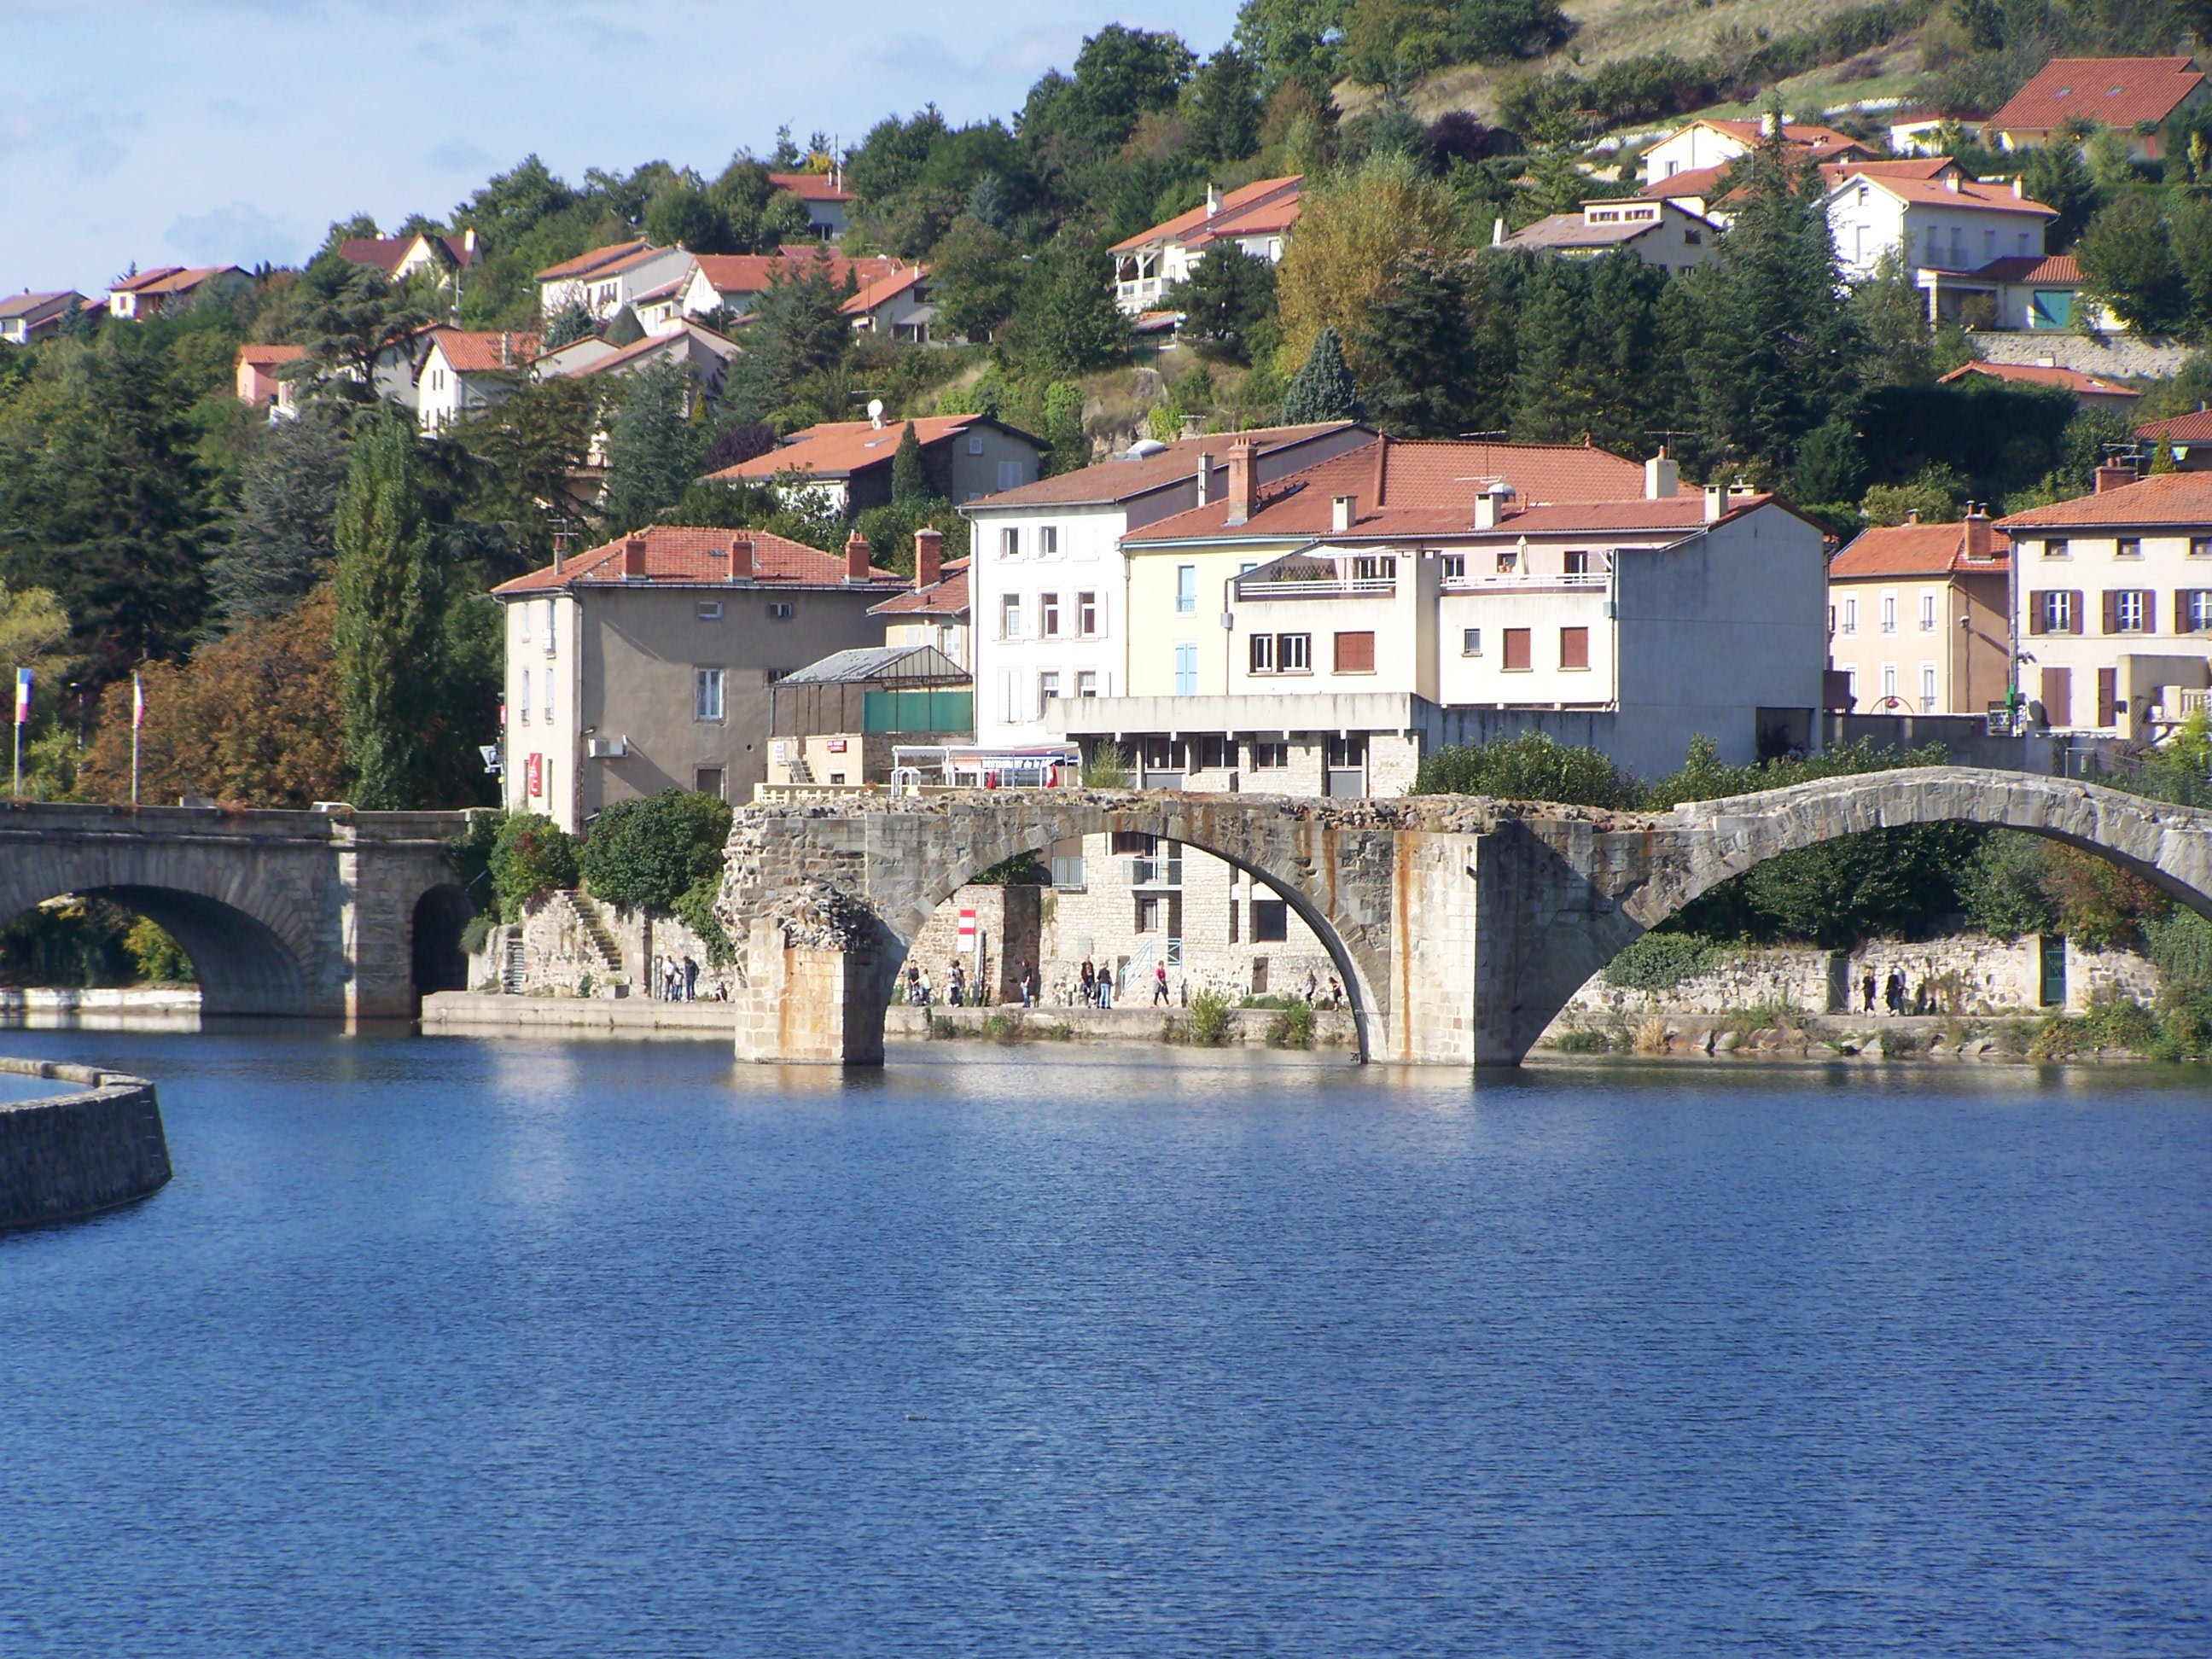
[0,802,475,1017]
[718,768,2212,1067]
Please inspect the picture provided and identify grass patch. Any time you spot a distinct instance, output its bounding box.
[1551,1027,1610,1054]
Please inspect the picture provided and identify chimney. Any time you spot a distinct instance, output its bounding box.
[1963,505,1993,561]
[1225,439,1257,527]
[463,227,477,261]
[1945,172,1961,192]
[622,535,648,578]
[500,331,510,368]
[1195,450,1214,506]
[1473,483,1511,529]
[1644,452,1679,499]
[1492,216,1506,247]
[913,527,942,589]
[1905,508,1920,524]
[2012,176,2024,198]
[845,529,872,582]
[2094,463,2134,493]
[1703,483,1725,522]
[1207,183,1222,218]
[728,535,754,581]
[1331,494,1357,533]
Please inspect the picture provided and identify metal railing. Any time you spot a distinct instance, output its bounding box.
[1123,855,1183,888]
[1440,571,1609,591]
[1235,575,1397,600]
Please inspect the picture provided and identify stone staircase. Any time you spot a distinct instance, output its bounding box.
[500,932,525,993]
[555,892,625,978]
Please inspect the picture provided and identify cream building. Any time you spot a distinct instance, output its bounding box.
[1825,511,2012,717]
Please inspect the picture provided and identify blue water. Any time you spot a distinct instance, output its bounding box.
[1,1031,2207,1656]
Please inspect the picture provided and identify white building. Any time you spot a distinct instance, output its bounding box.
[1109,177,1301,315]
[962,423,1376,748]
[534,242,696,323]
[1640,117,1869,183]
[414,329,539,434]
[1825,160,2053,282]
[1500,199,1719,274]
[677,248,902,322]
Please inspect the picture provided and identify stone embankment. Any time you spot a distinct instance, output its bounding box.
[886,1003,1359,1050]
[420,991,736,1037]
[0,1057,171,1230]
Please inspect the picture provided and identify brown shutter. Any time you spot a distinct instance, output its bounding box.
[2143,589,2157,633]
[1333,631,1375,673]
[1503,628,1532,671]
[2102,590,2118,634]
[2041,667,2072,727]
[2180,591,2197,634]
[2069,591,2085,634]
[2098,667,2118,727]
[1560,626,1590,669]
[2027,591,2046,636]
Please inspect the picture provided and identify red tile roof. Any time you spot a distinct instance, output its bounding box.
[1830,520,2011,578]
[841,265,928,314]
[1823,156,1961,186]
[235,343,305,368]
[111,265,241,297]
[1996,469,2212,528]
[533,240,657,282]
[706,415,987,483]
[690,248,901,300]
[1990,56,2207,137]
[769,172,854,203]
[549,320,736,380]
[1125,436,1652,543]
[970,423,1367,508]
[1962,253,2083,283]
[1691,118,1867,154]
[1834,172,2054,215]
[334,234,478,276]
[422,329,541,375]
[1110,177,1302,254]
[1937,361,2137,400]
[2135,408,2212,442]
[870,561,970,617]
[492,526,904,595]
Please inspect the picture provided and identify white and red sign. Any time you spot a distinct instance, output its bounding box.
[958,907,976,952]
[525,753,544,797]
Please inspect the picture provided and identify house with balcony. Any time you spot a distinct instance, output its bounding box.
[534,242,697,323]
[1824,160,2054,284]
[704,413,1046,515]
[1986,55,2209,160]
[1997,467,2212,738]
[0,289,85,344]
[1641,117,1871,183]
[1052,456,1831,789]
[1109,177,1301,316]
[106,265,249,320]
[1826,510,2012,718]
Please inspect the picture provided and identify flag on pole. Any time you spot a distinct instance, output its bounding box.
[14,668,28,726]
[132,672,145,729]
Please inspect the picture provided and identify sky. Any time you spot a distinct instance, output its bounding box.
[0,0,1243,299]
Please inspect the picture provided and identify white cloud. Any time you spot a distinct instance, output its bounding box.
[166,202,306,268]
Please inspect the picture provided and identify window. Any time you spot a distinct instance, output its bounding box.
[1077,670,1098,697]
[694,667,725,722]
[1983,228,1996,260]
[2034,590,2079,634]
[1000,527,1019,559]
[1924,224,1941,263]
[2046,538,2070,559]
[967,434,984,455]
[1038,672,1060,715]
[1040,526,1058,556]
[1041,592,1060,637]
[1252,899,1289,942]
[1333,632,1376,673]
[1881,593,1897,634]
[1440,554,1465,579]
[1176,565,1196,614]
[696,600,722,620]
[1196,736,1229,771]
[1882,662,1898,703]
[2107,589,2150,632]
[1685,228,1703,245]
[2117,538,2142,560]
[997,461,1025,491]
[1462,627,1481,655]
[1138,894,1163,933]
[1278,632,1311,672]
[1920,592,1937,632]
[1252,742,1288,770]
[1173,642,1198,696]
[1000,594,1021,639]
[1559,626,1590,670]
[2185,591,2212,632]
[1502,628,1532,671]
[694,767,725,800]
[1920,662,1939,711]
[2192,538,2212,559]
[1249,632,1275,673]
[519,668,531,724]
[1842,596,1858,635]
[1563,550,1589,575]
[1077,591,1098,636]
[767,601,795,620]
[1351,555,1395,581]
[2098,667,2119,728]
[544,667,553,725]
[541,599,556,654]
[1495,551,1519,574]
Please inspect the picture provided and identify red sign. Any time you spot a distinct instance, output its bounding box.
[826,737,847,753]
[526,753,543,796]
[958,907,976,946]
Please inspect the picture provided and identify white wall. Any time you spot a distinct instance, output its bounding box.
[969,504,1129,746]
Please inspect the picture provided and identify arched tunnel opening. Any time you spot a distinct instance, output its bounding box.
[0,885,307,1016]
[412,884,474,998]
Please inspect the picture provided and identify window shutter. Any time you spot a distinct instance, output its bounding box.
[2143,590,2157,633]
[2027,592,2046,636]
[2102,590,2117,634]
[2180,591,2195,633]
[2069,591,2084,634]
[2097,667,2117,728]
[1333,632,1375,673]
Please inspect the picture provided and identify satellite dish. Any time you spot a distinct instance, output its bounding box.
[867,398,886,428]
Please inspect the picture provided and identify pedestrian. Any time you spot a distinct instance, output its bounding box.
[1885,969,1906,1016]
[682,955,698,1001]
[918,967,934,1007]
[948,963,964,1007]
[1304,969,1318,1004]
[1097,969,1112,1010]
[1155,962,1170,1006]
[906,964,922,1005]
[1020,961,1035,1007]
[1329,975,1343,1009]
[662,956,678,1001]
[1862,970,1877,1014]
[1080,958,1096,1005]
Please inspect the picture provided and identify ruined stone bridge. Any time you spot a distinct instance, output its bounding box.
[0,802,474,1016]
[719,768,2212,1066]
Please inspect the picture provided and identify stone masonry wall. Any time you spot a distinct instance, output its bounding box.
[903,883,1041,1003]
[0,1059,171,1230]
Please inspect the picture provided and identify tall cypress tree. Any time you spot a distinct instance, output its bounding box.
[332,413,440,808]
[890,420,928,503]
[599,359,698,533]
[1278,325,1366,424]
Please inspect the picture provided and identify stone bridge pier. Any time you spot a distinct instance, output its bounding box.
[719,771,2212,1068]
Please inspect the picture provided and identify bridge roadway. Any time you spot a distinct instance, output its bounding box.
[0,801,474,1017]
[717,767,2212,1067]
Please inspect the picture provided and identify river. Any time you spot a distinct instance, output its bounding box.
[1,1029,2207,1656]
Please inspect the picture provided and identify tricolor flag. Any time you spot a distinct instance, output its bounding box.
[13,668,28,727]
[132,672,145,730]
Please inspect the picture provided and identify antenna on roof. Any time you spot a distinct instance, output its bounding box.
[867,398,885,430]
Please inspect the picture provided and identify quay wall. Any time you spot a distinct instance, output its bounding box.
[0,1058,171,1231]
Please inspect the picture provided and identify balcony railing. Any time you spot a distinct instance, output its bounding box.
[1235,576,1396,600]
[1441,571,1609,591]
[1124,855,1183,888]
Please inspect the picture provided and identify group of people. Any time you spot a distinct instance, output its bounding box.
[906,960,1037,1007]
[650,952,707,1001]
[1861,968,1941,1016]
[1074,957,1114,1009]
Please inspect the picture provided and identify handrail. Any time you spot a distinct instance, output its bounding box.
[1235,577,1397,600]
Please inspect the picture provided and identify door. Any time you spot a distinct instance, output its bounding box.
[2040,935,2067,1007]
[2040,666,2072,728]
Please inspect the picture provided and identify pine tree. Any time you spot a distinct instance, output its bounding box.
[1041,381,1089,474]
[332,414,441,808]
[999,234,1127,375]
[212,405,353,626]
[890,421,928,502]
[1278,325,1366,424]
[599,359,699,533]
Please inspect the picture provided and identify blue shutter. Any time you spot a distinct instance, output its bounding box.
[1173,643,1198,697]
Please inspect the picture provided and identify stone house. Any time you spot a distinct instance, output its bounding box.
[490,525,908,830]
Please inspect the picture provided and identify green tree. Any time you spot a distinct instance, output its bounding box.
[1163,243,1279,362]
[1233,0,1352,102]
[272,258,433,393]
[1352,250,1478,435]
[599,359,700,533]
[2078,194,2190,334]
[490,812,579,919]
[212,405,353,626]
[1020,25,1196,153]
[2019,143,2100,250]
[928,215,1024,342]
[999,233,1128,374]
[1040,381,1089,474]
[332,415,443,808]
[579,788,733,911]
[542,298,596,350]
[461,376,602,568]
[890,420,928,503]
[1279,324,1367,422]
[1181,46,1265,164]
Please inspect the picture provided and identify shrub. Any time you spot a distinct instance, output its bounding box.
[459,914,495,957]
[580,789,732,912]
[1603,932,1721,991]
[1186,988,1233,1046]
[1551,1027,1608,1053]
[1266,1000,1317,1048]
[1082,744,1132,789]
[489,813,579,921]
[1411,732,1637,806]
[123,917,194,984]
[2145,909,2212,992]
[2029,992,2162,1061]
